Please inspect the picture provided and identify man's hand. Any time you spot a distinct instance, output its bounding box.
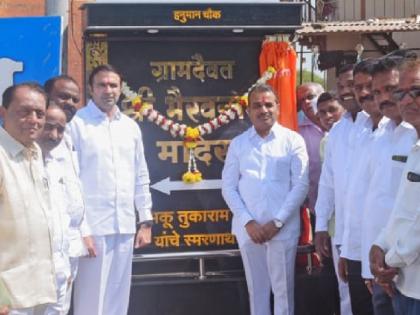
[245,220,266,244]
[314,231,331,261]
[83,236,97,258]
[0,305,9,315]
[261,221,281,242]
[338,257,348,282]
[364,279,373,294]
[135,225,152,249]
[369,245,398,296]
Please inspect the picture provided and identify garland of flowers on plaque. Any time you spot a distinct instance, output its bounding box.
[122,66,276,183]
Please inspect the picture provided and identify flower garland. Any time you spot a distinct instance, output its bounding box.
[122,66,276,183]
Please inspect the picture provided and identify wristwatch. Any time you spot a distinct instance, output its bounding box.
[139,220,154,228]
[273,219,284,229]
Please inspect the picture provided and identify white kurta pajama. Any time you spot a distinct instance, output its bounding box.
[42,151,72,315]
[69,101,152,315]
[315,111,360,315]
[222,123,309,315]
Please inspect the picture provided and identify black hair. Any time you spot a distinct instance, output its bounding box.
[44,75,79,94]
[88,64,123,87]
[336,64,355,77]
[353,59,376,76]
[248,83,279,104]
[317,91,338,108]
[2,82,47,109]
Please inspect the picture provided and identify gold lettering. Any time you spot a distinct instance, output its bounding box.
[154,230,181,248]
[173,10,187,24]
[194,142,213,166]
[156,141,183,164]
[183,234,203,247]
[212,140,230,162]
[191,53,205,82]
[155,211,175,229]
[165,87,183,121]
[177,210,191,229]
[219,62,235,80]
[205,62,219,80]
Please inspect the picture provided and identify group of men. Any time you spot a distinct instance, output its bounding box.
[1,51,420,315]
[0,64,153,315]
[223,51,420,315]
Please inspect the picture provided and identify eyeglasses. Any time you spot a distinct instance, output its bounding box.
[392,87,420,101]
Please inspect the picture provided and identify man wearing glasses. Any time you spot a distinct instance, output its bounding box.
[370,58,420,315]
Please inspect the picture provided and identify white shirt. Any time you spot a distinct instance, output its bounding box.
[361,121,417,278]
[44,152,71,275]
[50,139,86,258]
[340,114,389,260]
[221,123,309,245]
[374,139,420,300]
[69,100,153,236]
[315,112,358,245]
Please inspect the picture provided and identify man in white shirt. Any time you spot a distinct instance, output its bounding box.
[44,76,84,314]
[370,58,420,315]
[315,64,358,315]
[37,105,72,315]
[69,64,153,315]
[0,83,56,315]
[362,56,416,315]
[339,59,384,315]
[44,75,81,123]
[222,84,309,315]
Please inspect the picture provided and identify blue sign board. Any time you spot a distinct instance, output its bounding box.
[0,16,62,97]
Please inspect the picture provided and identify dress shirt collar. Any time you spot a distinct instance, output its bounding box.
[0,127,39,159]
[299,113,322,131]
[86,100,122,121]
[249,122,282,141]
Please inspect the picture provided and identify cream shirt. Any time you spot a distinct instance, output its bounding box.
[222,123,309,245]
[0,127,56,308]
[69,101,153,236]
[375,139,420,300]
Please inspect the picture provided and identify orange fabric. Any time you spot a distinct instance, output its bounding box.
[259,41,298,131]
[296,206,320,268]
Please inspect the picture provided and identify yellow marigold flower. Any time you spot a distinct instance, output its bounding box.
[267,66,276,74]
[182,171,196,184]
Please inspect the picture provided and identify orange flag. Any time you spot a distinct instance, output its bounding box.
[259,41,298,131]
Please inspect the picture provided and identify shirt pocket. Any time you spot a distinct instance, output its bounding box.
[267,155,291,181]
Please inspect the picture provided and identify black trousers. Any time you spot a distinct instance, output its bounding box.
[347,259,374,315]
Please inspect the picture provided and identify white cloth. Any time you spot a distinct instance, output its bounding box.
[340,114,389,261]
[374,139,420,300]
[222,123,309,245]
[361,121,417,278]
[69,100,153,236]
[240,237,298,315]
[73,234,134,315]
[315,112,358,245]
[332,245,353,315]
[43,152,72,315]
[63,257,79,315]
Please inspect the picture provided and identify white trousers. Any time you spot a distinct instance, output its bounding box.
[333,245,353,315]
[239,237,298,315]
[62,257,79,314]
[73,234,134,315]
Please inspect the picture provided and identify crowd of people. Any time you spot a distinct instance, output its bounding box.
[1,50,420,315]
[0,65,153,315]
[223,51,420,315]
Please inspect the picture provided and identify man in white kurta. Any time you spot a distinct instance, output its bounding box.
[222,84,309,315]
[370,59,420,315]
[0,84,56,315]
[69,64,153,315]
[37,104,86,315]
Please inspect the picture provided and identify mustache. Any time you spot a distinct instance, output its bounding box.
[379,100,396,110]
[359,94,374,103]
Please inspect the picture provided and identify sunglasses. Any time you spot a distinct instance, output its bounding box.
[392,87,420,101]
